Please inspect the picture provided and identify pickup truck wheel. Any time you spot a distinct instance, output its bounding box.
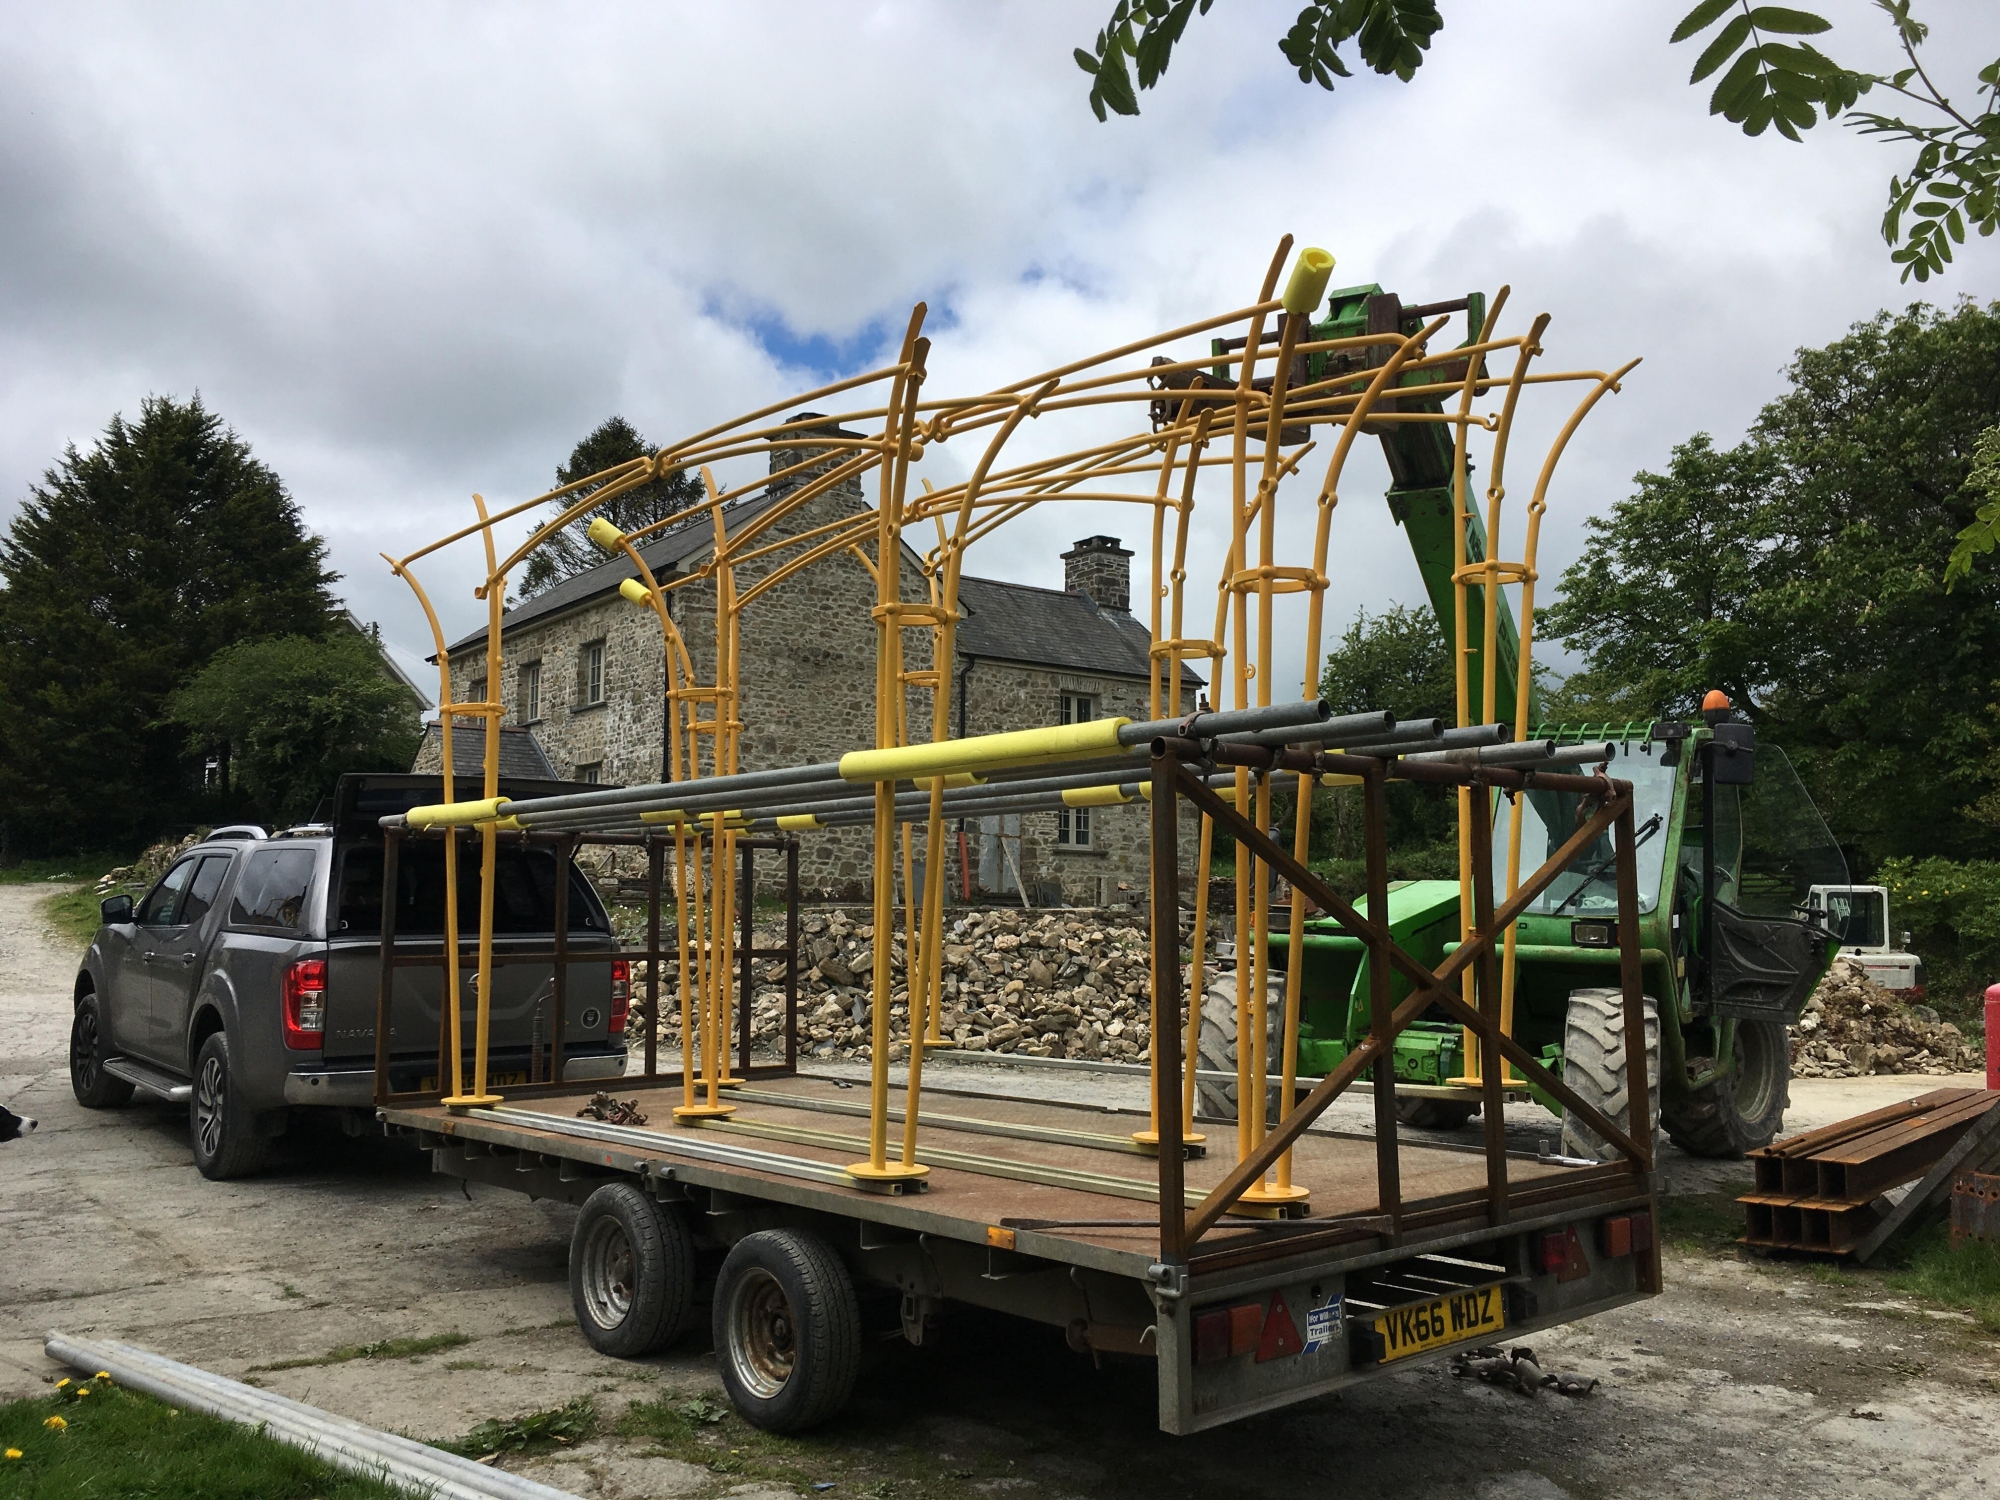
[190,1031,269,1180]
[714,1229,861,1433]
[1194,971,1287,1126]
[569,1183,694,1357]
[1662,1019,1790,1159]
[70,994,134,1109]
[1558,987,1660,1162]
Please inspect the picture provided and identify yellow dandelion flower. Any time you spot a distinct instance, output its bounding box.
[95,1372,111,1381]
[53,1379,69,1390]
[4,1448,21,1460]
[43,1415,66,1432]
[75,1387,89,1397]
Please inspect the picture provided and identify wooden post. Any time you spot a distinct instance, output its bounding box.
[1362,762,1402,1237]
[1467,779,1509,1223]
[646,836,663,1082]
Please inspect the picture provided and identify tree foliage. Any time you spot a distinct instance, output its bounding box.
[520,416,700,596]
[1317,604,1455,851]
[166,632,421,825]
[1542,299,2000,866]
[1074,0,1999,282]
[0,396,338,855]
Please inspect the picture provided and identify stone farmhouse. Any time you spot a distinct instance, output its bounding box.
[419,418,1201,903]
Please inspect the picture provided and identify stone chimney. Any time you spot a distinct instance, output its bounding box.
[768,411,864,503]
[1062,535,1132,613]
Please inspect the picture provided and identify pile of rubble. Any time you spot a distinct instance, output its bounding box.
[627,906,1157,1064]
[96,831,207,895]
[1790,957,1978,1077]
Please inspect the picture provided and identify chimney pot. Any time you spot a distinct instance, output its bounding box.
[1062,535,1132,613]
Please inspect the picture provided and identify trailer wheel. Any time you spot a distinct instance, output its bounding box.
[714,1229,861,1433]
[569,1183,695,1358]
[1558,987,1660,1162]
[1194,971,1287,1125]
[1662,1019,1790,1159]
[70,993,134,1109]
[1396,1097,1479,1130]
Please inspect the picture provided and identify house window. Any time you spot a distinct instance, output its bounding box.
[466,676,487,708]
[1060,692,1095,725]
[575,762,602,785]
[579,640,605,706]
[519,660,542,722]
[1057,802,1091,848]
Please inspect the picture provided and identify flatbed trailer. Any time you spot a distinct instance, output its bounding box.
[381,1068,1656,1433]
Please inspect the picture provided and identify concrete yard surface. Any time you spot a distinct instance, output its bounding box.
[5,879,2000,1499]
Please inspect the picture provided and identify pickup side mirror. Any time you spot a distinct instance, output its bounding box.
[100,894,134,926]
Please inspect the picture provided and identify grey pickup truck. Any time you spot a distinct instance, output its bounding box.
[69,773,629,1179]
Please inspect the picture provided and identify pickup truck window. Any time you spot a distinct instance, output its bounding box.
[178,855,232,928]
[229,846,319,932]
[335,842,608,936]
[137,858,198,926]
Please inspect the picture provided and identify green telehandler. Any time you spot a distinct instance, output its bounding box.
[1188,284,1848,1159]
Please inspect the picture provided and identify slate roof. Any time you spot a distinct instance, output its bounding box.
[416,724,559,780]
[954,575,1203,686]
[446,489,791,654]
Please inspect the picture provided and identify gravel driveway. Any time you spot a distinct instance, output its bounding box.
[4,881,1999,1500]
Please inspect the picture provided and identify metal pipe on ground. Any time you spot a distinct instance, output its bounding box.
[42,1333,580,1500]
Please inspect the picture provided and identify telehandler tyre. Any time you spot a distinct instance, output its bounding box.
[1194,970,1286,1125]
[1662,1018,1789,1159]
[1558,987,1660,1162]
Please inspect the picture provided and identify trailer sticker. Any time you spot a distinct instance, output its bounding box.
[1302,1295,1342,1354]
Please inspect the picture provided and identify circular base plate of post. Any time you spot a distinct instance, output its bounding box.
[846,1161,930,1190]
[1129,1129,1207,1155]
[715,1075,747,1089]
[1231,1183,1311,1218]
[673,1102,738,1121]
[442,1094,503,1110]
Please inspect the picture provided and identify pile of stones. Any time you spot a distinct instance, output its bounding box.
[1790,957,1978,1077]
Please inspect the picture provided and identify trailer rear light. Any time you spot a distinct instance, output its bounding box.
[1539,1225,1591,1282]
[608,960,631,1035]
[281,958,326,1050]
[1540,1230,1568,1274]
[1191,1302,1266,1364]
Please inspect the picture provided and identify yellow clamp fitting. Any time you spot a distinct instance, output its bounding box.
[776,813,820,831]
[1281,247,1337,317]
[406,796,511,828]
[618,578,653,606]
[639,809,686,826]
[838,717,1130,782]
[588,517,627,552]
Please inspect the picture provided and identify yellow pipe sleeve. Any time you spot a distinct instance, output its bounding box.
[1062,784,1134,808]
[776,813,820,831]
[406,796,510,828]
[618,578,652,606]
[1281,247,1336,317]
[589,518,627,551]
[838,718,1129,782]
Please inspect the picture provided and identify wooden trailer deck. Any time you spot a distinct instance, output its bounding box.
[384,1071,1627,1277]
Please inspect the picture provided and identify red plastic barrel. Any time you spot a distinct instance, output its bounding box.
[1987,984,2000,1090]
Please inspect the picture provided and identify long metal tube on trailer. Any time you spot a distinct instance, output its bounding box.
[1404,738,1616,767]
[476,1105,885,1189]
[1219,712,1424,749]
[1342,723,1512,757]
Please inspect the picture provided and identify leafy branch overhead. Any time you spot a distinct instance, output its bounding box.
[1075,0,1998,283]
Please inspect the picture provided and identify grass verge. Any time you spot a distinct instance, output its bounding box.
[1,1375,414,1499]
[41,887,104,951]
[1885,1221,2000,1330]
[251,1332,471,1373]
[1657,1190,1749,1254]
[0,852,128,885]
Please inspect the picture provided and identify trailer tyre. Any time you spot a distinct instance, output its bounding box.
[1662,1019,1790,1159]
[190,1031,269,1180]
[70,993,134,1109]
[714,1229,861,1433]
[1194,970,1287,1125]
[1558,987,1660,1162]
[569,1183,695,1358]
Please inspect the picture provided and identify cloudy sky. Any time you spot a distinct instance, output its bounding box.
[4,0,1996,703]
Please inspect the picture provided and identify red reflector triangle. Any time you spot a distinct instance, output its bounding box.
[1255,1291,1304,1362]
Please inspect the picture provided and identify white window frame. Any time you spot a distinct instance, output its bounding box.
[1056,802,1091,848]
[1060,692,1095,726]
[520,660,542,723]
[576,761,602,785]
[580,640,605,706]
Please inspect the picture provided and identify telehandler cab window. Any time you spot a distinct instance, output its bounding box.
[1492,755,1675,915]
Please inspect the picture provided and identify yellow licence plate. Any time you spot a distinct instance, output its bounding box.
[1373,1283,1505,1363]
[418,1072,527,1092]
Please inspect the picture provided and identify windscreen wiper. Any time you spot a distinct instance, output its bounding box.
[1547,812,1664,918]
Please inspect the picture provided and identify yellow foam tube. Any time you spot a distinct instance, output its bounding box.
[406,796,510,828]
[777,813,820,831]
[589,517,627,551]
[838,718,1129,783]
[1281,247,1336,317]
[618,578,651,606]
[913,772,983,790]
[1063,784,1134,808]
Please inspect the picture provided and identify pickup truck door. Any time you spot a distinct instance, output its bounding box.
[147,853,234,1065]
[121,859,198,1058]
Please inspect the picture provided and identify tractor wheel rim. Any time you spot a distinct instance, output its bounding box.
[72,1010,98,1090]
[1734,1022,1782,1123]
[194,1055,225,1158]
[727,1267,795,1399]
[579,1216,635,1329]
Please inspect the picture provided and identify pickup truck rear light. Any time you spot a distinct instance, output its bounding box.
[282,958,325,1050]
[608,960,631,1036]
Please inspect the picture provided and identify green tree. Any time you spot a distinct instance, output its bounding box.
[166,632,421,825]
[520,416,700,596]
[1543,299,2000,866]
[0,396,337,855]
[1315,604,1456,854]
[1073,1,1998,281]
